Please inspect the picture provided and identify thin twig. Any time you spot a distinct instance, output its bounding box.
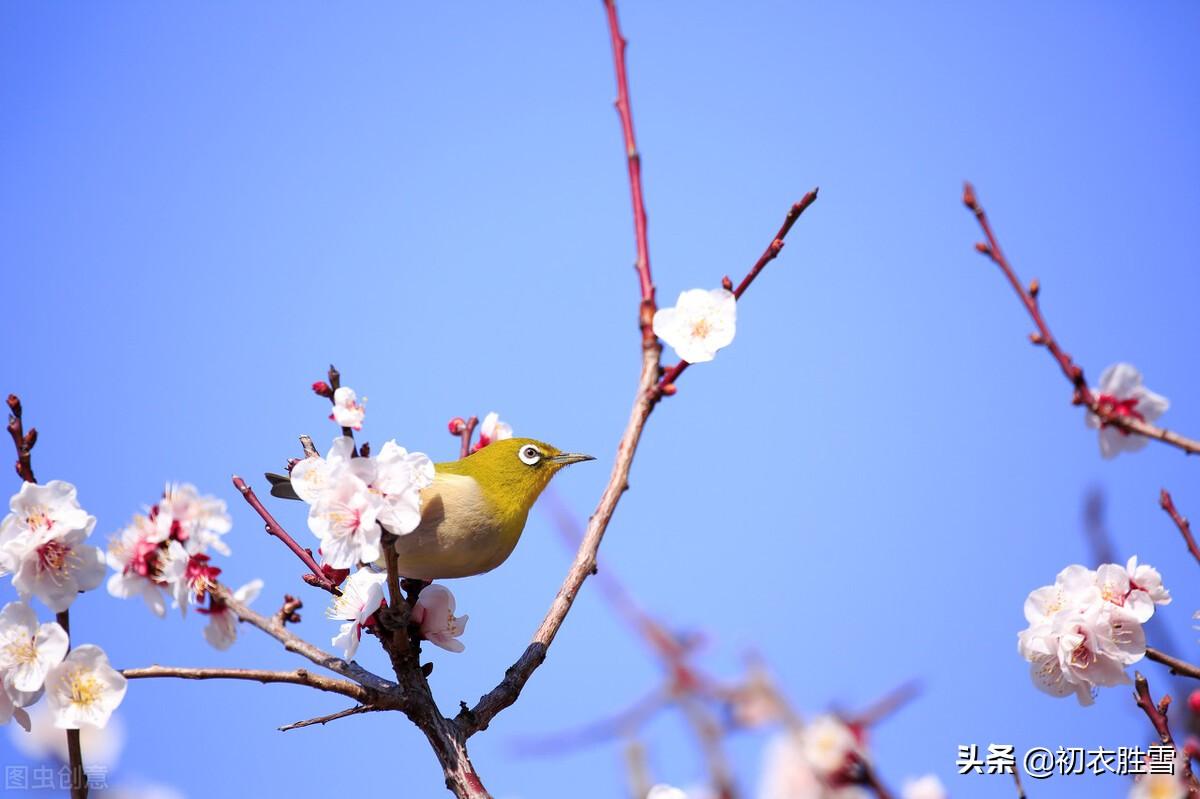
[120,665,372,703]
[5,394,36,483]
[55,609,87,799]
[1132,672,1200,791]
[1146,648,1200,681]
[278,704,378,732]
[231,475,342,595]
[1160,490,1200,569]
[603,0,656,346]
[657,190,819,394]
[274,594,303,626]
[449,416,479,460]
[963,183,1200,456]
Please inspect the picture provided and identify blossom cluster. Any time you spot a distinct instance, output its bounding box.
[0,483,125,731]
[104,483,260,650]
[325,567,466,659]
[1018,559,1170,705]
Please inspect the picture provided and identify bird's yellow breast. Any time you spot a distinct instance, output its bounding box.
[392,472,525,580]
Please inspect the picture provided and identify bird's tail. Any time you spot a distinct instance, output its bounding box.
[264,472,301,501]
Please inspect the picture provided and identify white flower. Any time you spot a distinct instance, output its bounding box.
[158,541,221,616]
[288,437,358,503]
[1019,564,1149,705]
[801,715,861,778]
[411,584,467,653]
[154,483,232,557]
[331,386,366,430]
[477,412,513,448]
[652,288,737,364]
[1130,770,1188,799]
[1126,556,1171,608]
[1085,363,1169,458]
[308,472,381,569]
[44,645,127,730]
[202,579,263,651]
[12,526,105,613]
[0,481,95,574]
[0,602,68,693]
[647,787,688,799]
[901,775,947,799]
[328,568,386,660]
[0,686,31,732]
[372,440,434,535]
[11,702,125,769]
[758,731,826,799]
[106,516,171,617]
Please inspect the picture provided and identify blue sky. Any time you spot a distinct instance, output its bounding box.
[3,2,1200,797]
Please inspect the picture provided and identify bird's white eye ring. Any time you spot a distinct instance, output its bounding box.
[519,445,542,465]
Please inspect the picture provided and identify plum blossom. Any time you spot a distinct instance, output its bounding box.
[290,437,434,567]
[1085,363,1169,458]
[10,702,126,769]
[201,579,263,651]
[652,288,737,364]
[0,602,68,693]
[152,483,232,557]
[474,412,513,451]
[0,685,31,732]
[331,386,366,430]
[43,645,126,730]
[1018,560,1166,705]
[758,728,868,799]
[328,567,386,659]
[1129,770,1188,799]
[411,584,467,653]
[10,526,106,613]
[646,787,688,799]
[800,715,863,779]
[106,516,172,617]
[0,481,94,570]
[901,775,947,799]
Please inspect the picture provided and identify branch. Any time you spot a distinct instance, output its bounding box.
[121,665,371,704]
[603,0,656,346]
[1132,672,1200,791]
[449,416,479,460]
[231,475,342,595]
[1160,490,1200,570]
[5,394,36,483]
[1146,648,1200,681]
[55,609,86,799]
[963,183,1200,455]
[657,190,819,394]
[279,704,378,732]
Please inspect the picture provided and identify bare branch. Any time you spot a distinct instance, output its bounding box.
[1160,490,1200,569]
[657,190,819,394]
[1132,672,1200,791]
[121,665,372,704]
[1146,647,1200,681]
[55,609,87,799]
[963,183,1200,456]
[279,704,379,732]
[231,475,342,595]
[5,394,36,483]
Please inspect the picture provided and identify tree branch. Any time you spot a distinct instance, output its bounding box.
[1146,647,1200,681]
[657,190,819,394]
[121,665,372,704]
[1159,490,1200,569]
[603,0,656,346]
[1132,672,1200,791]
[963,183,1200,455]
[231,475,342,595]
[55,609,87,799]
[278,704,379,732]
[5,394,36,483]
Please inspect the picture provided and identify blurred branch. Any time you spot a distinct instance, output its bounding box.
[1132,672,1200,791]
[658,190,819,395]
[963,183,1200,455]
[1160,489,1200,569]
[1082,487,1117,566]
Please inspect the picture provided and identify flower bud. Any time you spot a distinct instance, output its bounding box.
[1188,689,1200,715]
[447,417,466,435]
[311,381,333,398]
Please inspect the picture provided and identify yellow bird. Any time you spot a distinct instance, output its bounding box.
[267,438,593,580]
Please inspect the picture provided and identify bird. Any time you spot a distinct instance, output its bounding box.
[265,438,593,580]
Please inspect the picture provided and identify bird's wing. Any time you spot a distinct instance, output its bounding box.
[264,472,300,500]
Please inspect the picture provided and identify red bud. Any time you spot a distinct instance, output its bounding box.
[311,381,333,398]
[1188,690,1200,715]
[448,417,466,435]
[661,383,677,396]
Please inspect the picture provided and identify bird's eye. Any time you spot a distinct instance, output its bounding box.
[519,446,542,465]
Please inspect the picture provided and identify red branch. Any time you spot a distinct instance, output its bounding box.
[963,183,1200,456]
[603,0,656,346]
[1160,490,1200,570]
[231,475,341,595]
[657,189,819,393]
[6,394,36,483]
[1132,672,1200,791]
[449,416,479,460]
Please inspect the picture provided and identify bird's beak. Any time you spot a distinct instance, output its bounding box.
[548,452,595,466]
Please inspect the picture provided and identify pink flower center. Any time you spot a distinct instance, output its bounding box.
[1096,394,1145,436]
[37,539,70,574]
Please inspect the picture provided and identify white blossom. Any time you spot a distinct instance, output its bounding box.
[11,527,105,613]
[289,437,357,503]
[328,568,386,660]
[202,579,263,651]
[901,775,947,799]
[1085,363,1169,458]
[43,645,127,730]
[1129,770,1188,799]
[331,386,366,430]
[0,602,68,693]
[801,715,862,779]
[308,471,382,569]
[371,441,434,535]
[477,412,513,448]
[11,702,125,769]
[412,584,467,653]
[0,686,31,732]
[153,483,232,557]
[647,787,688,799]
[0,481,94,573]
[652,288,737,364]
[106,516,171,617]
